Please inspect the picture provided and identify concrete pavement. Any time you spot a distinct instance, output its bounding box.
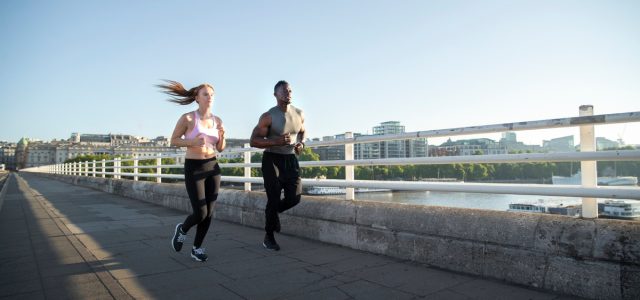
[0,173,581,299]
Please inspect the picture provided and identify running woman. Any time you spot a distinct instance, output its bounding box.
[159,80,226,262]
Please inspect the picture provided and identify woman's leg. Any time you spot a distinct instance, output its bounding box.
[182,170,208,233]
[193,170,220,248]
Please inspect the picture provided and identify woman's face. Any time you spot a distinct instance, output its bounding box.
[195,86,214,107]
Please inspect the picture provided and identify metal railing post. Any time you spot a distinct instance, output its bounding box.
[92,160,96,177]
[133,155,139,181]
[244,143,251,191]
[85,161,89,176]
[156,154,162,183]
[73,162,77,176]
[580,105,598,218]
[345,132,355,200]
[115,157,120,179]
[101,159,106,178]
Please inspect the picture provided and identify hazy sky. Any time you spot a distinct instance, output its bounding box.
[1,0,639,146]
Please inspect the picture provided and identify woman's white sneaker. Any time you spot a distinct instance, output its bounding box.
[171,223,187,252]
[191,247,208,262]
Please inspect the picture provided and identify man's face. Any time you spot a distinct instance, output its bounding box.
[275,84,292,105]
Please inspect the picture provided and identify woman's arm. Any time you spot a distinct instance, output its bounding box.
[215,116,226,152]
[170,114,203,148]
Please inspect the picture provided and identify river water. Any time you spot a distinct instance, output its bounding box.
[353,191,584,211]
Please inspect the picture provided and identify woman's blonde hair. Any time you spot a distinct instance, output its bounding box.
[157,80,214,105]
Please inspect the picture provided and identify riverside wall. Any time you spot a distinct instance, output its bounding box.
[35,174,640,299]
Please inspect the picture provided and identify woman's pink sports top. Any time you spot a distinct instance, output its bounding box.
[185,110,219,149]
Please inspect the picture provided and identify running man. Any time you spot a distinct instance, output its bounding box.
[250,80,306,251]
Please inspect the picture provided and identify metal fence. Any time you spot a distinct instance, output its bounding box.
[22,106,640,218]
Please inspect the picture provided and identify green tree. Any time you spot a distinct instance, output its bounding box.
[219,158,244,177]
[251,152,263,177]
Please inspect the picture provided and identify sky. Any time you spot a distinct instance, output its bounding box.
[1,0,639,147]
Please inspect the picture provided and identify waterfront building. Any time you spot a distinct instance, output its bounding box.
[499,131,543,153]
[543,135,575,152]
[429,138,507,156]
[0,142,17,170]
[313,121,428,160]
[596,137,620,150]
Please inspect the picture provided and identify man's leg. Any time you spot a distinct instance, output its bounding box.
[262,153,281,234]
[279,155,301,213]
[279,176,301,213]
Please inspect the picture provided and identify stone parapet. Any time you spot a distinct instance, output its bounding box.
[37,174,639,299]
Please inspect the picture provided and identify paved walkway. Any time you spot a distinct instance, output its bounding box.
[0,173,581,300]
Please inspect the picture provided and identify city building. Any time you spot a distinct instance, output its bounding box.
[499,131,543,153]
[225,138,251,149]
[216,139,251,160]
[312,121,428,160]
[0,142,17,170]
[314,135,349,161]
[429,138,507,156]
[596,137,620,150]
[13,133,186,169]
[373,121,406,158]
[15,138,29,169]
[542,135,575,152]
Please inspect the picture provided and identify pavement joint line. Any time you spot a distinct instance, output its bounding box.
[277,272,341,299]
[361,277,423,297]
[15,174,134,300]
[220,283,249,300]
[218,282,250,300]
[14,175,48,300]
[335,285,355,299]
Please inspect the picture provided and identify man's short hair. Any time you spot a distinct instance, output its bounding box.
[274,80,289,93]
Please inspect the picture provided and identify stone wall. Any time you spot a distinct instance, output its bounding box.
[37,174,640,299]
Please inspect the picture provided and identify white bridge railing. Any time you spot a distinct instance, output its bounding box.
[22,106,640,218]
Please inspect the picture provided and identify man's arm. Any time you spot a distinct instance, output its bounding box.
[294,111,306,155]
[250,112,290,148]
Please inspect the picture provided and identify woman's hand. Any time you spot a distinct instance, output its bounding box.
[191,134,206,147]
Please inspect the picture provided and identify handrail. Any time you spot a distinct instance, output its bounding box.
[222,150,640,168]
[222,111,640,151]
[20,107,640,218]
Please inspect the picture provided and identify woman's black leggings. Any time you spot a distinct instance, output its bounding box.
[181,157,221,248]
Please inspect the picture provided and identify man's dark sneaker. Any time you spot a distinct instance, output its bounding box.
[263,233,280,251]
[191,247,208,262]
[171,223,187,252]
[274,215,281,233]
